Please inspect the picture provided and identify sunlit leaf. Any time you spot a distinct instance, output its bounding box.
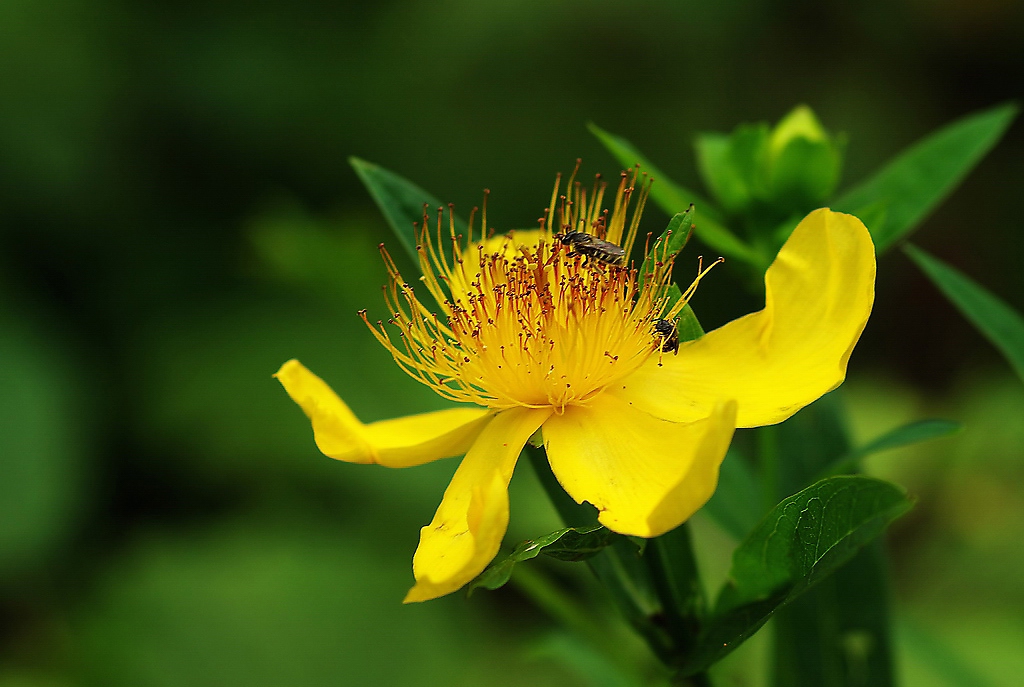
[835,103,1018,252]
[350,157,467,264]
[677,476,912,675]
[905,244,1024,384]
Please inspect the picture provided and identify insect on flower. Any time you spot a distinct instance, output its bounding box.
[555,228,627,266]
[276,162,876,603]
[653,318,680,354]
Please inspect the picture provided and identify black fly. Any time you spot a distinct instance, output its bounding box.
[653,319,679,354]
[556,230,626,266]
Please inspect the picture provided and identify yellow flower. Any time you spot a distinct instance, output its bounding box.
[276,170,875,603]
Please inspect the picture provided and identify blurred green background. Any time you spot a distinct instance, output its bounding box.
[1,1,1022,685]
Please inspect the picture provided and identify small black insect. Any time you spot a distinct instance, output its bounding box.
[653,318,679,354]
[556,230,626,266]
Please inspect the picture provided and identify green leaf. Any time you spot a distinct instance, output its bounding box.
[468,524,621,595]
[639,207,694,290]
[905,243,1024,383]
[718,476,911,611]
[588,122,719,218]
[658,285,704,344]
[679,476,912,675]
[675,304,704,343]
[768,395,898,687]
[694,132,750,212]
[817,418,962,479]
[350,157,467,264]
[587,122,764,267]
[768,135,843,208]
[834,102,1018,252]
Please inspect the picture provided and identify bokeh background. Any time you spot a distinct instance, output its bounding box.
[1,1,1022,685]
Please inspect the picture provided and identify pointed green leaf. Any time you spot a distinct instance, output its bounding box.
[588,123,764,267]
[905,243,1024,383]
[639,207,694,290]
[718,476,911,610]
[657,283,705,344]
[588,122,718,217]
[817,418,962,479]
[468,523,635,595]
[350,157,468,264]
[677,476,912,675]
[835,102,1018,252]
[675,304,704,343]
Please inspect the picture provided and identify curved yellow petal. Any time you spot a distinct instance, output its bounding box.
[404,406,551,603]
[615,209,875,428]
[542,395,737,538]
[275,359,492,467]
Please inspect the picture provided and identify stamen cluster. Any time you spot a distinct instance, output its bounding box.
[360,167,694,412]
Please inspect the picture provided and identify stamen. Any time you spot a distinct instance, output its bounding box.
[362,166,710,410]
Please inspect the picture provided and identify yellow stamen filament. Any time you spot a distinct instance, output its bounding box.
[360,170,714,413]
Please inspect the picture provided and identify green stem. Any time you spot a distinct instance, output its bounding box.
[509,564,635,671]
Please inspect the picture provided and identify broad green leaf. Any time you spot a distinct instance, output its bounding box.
[905,244,1024,383]
[639,207,694,290]
[350,157,467,264]
[468,524,620,595]
[702,448,761,541]
[677,476,911,675]
[835,102,1018,252]
[769,395,897,687]
[768,135,843,208]
[718,476,911,610]
[817,418,962,479]
[587,123,763,267]
[723,123,771,201]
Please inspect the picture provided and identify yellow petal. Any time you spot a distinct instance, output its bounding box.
[403,406,551,603]
[615,208,875,428]
[275,359,492,467]
[542,395,737,538]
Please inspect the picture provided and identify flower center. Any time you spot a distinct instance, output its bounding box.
[362,167,703,412]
